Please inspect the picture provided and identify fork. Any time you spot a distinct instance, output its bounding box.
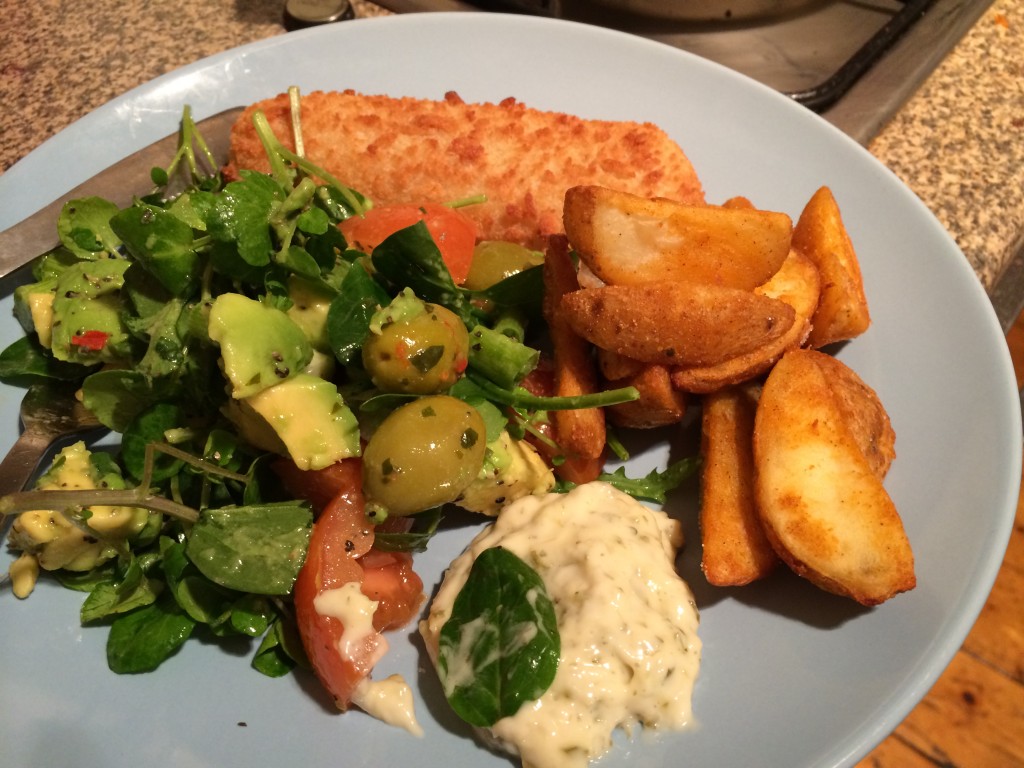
[0,381,106,499]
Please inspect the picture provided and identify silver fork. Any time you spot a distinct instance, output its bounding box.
[0,382,106,499]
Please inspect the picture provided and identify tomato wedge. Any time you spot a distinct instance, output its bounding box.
[339,202,478,285]
[284,459,424,709]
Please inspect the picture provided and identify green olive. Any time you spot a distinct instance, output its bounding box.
[362,302,469,394]
[463,240,545,290]
[362,395,487,516]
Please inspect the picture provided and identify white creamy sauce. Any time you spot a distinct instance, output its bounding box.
[421,482,701,768]
[314,582,423,736]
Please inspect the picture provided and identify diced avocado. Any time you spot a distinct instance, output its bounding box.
[208,293,313,399]
[6,441,151,596]
[286,276,334,353]
[48,259,133,365]
[454,431,555,516]
[240,373,360,470]
[13,285,57,348]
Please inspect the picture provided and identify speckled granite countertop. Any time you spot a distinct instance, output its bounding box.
[2,0,1021,308]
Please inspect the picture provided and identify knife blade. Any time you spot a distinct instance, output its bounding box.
[0,106,245,282]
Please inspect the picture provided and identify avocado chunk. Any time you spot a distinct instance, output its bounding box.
[46,259,133,365]
[208,293,313,399]
[454,431,555,516]
[7,441,152,597]
[286,275,334,353]
[241,373,360,470]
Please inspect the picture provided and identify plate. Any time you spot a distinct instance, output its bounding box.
[0,12,1019,768]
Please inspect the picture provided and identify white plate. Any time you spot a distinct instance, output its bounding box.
[0,13,1019,768]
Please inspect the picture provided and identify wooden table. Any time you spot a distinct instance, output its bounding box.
[857,329,1024,767]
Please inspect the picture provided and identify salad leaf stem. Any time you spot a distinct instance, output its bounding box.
[0,487,198,524]
[466,371,639,411]
[251,110,368,216]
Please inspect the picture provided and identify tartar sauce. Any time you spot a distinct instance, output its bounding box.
[421,482,701,768]
[314,582,423,736]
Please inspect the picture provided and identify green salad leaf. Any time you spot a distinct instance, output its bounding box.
[438,547,560,727]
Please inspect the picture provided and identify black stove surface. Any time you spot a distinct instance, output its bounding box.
[375,0,994,143]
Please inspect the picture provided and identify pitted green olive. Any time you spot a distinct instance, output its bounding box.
[463,241,544,290]
[362,395,487,517]
[362,301,469,394]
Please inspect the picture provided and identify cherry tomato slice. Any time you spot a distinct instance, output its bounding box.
[339,203,478,285]
[286,459,424,709]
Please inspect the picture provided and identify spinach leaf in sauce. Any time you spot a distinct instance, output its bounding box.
[438,546,560,727]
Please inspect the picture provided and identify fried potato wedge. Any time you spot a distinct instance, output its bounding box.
[753,350,914,605]
[597,348,645,382]
[606,363,688,429]
[669,250,819,393]
[700,383,779,586]
[792,187,870,348]
[811,353,896,478]
[561,282,797,367]
[543,235,606,460]
[564,185,792,290]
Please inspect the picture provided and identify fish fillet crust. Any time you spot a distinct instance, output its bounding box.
[225,89,704,247]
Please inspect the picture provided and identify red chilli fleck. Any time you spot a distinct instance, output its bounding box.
[70,330,110,351]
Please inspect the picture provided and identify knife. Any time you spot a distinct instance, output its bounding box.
[0,106,245,282]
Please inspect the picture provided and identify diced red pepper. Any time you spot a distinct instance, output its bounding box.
[70,330,110,351]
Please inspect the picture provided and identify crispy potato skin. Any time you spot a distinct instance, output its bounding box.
[606,363,688,429]
[564,186,791,290]
[700,383,778,586]
[752,350,914,605]
[670,249,818,393]
[226,90,704,248]
[810,353,896,478]
[561,282,797,368]
[792,187,870,348]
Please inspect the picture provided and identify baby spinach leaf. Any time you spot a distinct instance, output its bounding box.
[252,616,306,678]
[58,196,122,260]
[81,368,168,432]
[121,402,185,482]
[106,597,196,673]
[186,502,313,595]
[109,205,200,296]
[0,336,94,384]
[371,222,475,327]
[80,555,161,624]
[229,594,274,637]
[438,546,560,727]
[205,171,284,267]
[327,261,390,364]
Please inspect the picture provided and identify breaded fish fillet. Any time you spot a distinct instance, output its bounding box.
[225,89,704,247]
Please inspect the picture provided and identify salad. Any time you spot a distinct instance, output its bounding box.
[0,92,696,718]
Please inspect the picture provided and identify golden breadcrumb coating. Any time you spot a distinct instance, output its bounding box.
[225,89,704,247]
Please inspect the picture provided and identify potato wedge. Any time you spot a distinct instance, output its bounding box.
[597,348,645,382]
[606,362,688,429]
[670,249,819,393]
[543,235,606,460]
[700,383,778,586]
[810,353,896,478]
[561,282,797,367]
[564,185,792,290]
[756,248,821,324]
[792,186,870,347]
[753,350,914,605]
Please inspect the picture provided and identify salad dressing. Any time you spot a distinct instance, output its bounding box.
[422,482,701,768]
